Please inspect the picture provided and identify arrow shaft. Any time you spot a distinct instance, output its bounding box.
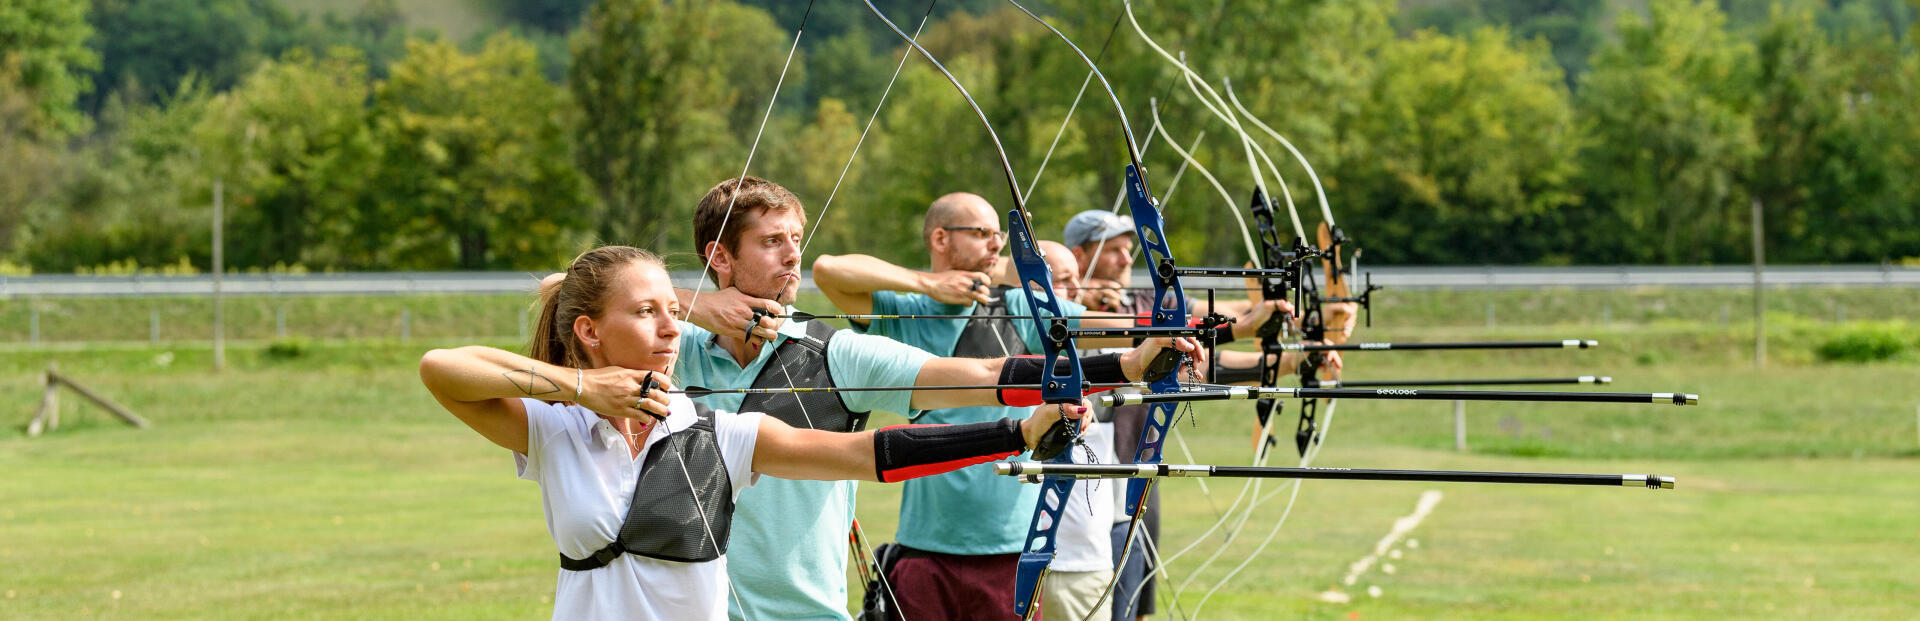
[1103,387,1697,406]
[1281,339,1598,352]
[675,381,1146,397]
[996,462,1675,489]
[1315,376,1609,387]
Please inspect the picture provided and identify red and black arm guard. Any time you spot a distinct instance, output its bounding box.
[995,354,1127,407]
[873,419,1026,482]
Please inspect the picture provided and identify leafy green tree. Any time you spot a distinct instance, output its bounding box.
[498,0,595,33]
[1752,5,1920,262]
[1576,0,1757,263]
[368,35,591,270]
[1342,27,1584,264]
[297,0,411,80]
[0,0,98,136]
[568,0,795,254]
[86,0,265,109]
[1398,0,1606,86]
[20,80,212,271]
[0,64,67,257]
[193,47,378,269]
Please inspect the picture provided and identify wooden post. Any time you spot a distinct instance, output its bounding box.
[27,362,150,436]
[213,177,226,372]
[29,306,38,345]
[1484,303,1495,330]
[1453,400,1467,452]
[150,309,160,343]
[27,362,59,437]
[276,306,287,338]
[48,366,150,429]
[401,308,412,343]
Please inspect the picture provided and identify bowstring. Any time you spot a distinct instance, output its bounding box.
[674,3,816,620]
[787,3,941,618]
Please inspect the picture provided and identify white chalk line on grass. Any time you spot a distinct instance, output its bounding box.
[1318,489,1444,603]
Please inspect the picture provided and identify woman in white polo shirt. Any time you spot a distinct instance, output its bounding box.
[420,246,1084,620]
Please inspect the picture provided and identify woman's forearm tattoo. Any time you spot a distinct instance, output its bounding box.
[503,368,562,396]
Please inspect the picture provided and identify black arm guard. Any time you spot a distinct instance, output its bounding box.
[1211,363,1266,386]
[874,419,1027,482]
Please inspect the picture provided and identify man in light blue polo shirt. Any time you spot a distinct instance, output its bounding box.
[673,313,929,621]
[812,192,1169,620]
[671,178,1193,621]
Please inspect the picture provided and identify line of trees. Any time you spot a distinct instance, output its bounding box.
[2,0,1916,274]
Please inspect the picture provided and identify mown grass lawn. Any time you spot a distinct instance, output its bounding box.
[3,319,1917,618]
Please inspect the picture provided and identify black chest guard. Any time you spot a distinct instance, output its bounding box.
[561,403,735,569]
[952,287,1030,359]
[740,319,870,433]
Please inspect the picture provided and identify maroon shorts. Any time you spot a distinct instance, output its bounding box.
[886,548,1038,621]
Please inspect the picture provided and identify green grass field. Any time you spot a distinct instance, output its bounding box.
[4,289,1919,618]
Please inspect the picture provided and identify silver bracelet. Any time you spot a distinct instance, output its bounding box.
[575,367,584,403]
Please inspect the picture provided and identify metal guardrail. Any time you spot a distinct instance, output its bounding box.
[1,265,1915,298]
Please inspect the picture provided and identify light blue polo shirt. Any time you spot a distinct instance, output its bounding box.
[858,290,1086,555]
[674,312,934,621]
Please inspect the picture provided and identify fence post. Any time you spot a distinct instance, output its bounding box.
[30,306,40,345]
[1602,305,1612,326]
[1454,400,1467,452]
[401,308,412,343]
[1485,303,1495,330]
[518,307,529,341]
[276,306,287,338]
[150,309,160,343]
[1752,198,1766,369]
[212,176,225,372]
[1837,304,1846,323]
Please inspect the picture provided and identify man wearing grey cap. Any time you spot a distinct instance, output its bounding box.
[1062,208,1322,621]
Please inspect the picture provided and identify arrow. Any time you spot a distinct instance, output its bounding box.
[1307,376,1612,388]
[1100,386,1700,406]
[996,462,1676,489]
[671,382,1148,398]
[1277,339,1600,352]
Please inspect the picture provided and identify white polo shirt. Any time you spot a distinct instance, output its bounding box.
[514,395,762,621]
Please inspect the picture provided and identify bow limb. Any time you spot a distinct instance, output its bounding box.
[1224,78,1336,231]
[1125,0,1305,241]
[1172,53,1309,245]
[859,5,1087,620]
[1148,100,1262,269]
[1003,6,1210,619]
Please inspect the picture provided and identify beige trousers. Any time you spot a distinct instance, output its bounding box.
[1043,568,1116,621]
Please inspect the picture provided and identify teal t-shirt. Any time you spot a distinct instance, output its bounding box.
[859,290,1086,555]
[674,313,934,621]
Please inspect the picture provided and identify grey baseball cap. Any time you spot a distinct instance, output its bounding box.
[1063,210,1135,248]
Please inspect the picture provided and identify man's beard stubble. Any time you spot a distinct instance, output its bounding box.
[949,248,999,275]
